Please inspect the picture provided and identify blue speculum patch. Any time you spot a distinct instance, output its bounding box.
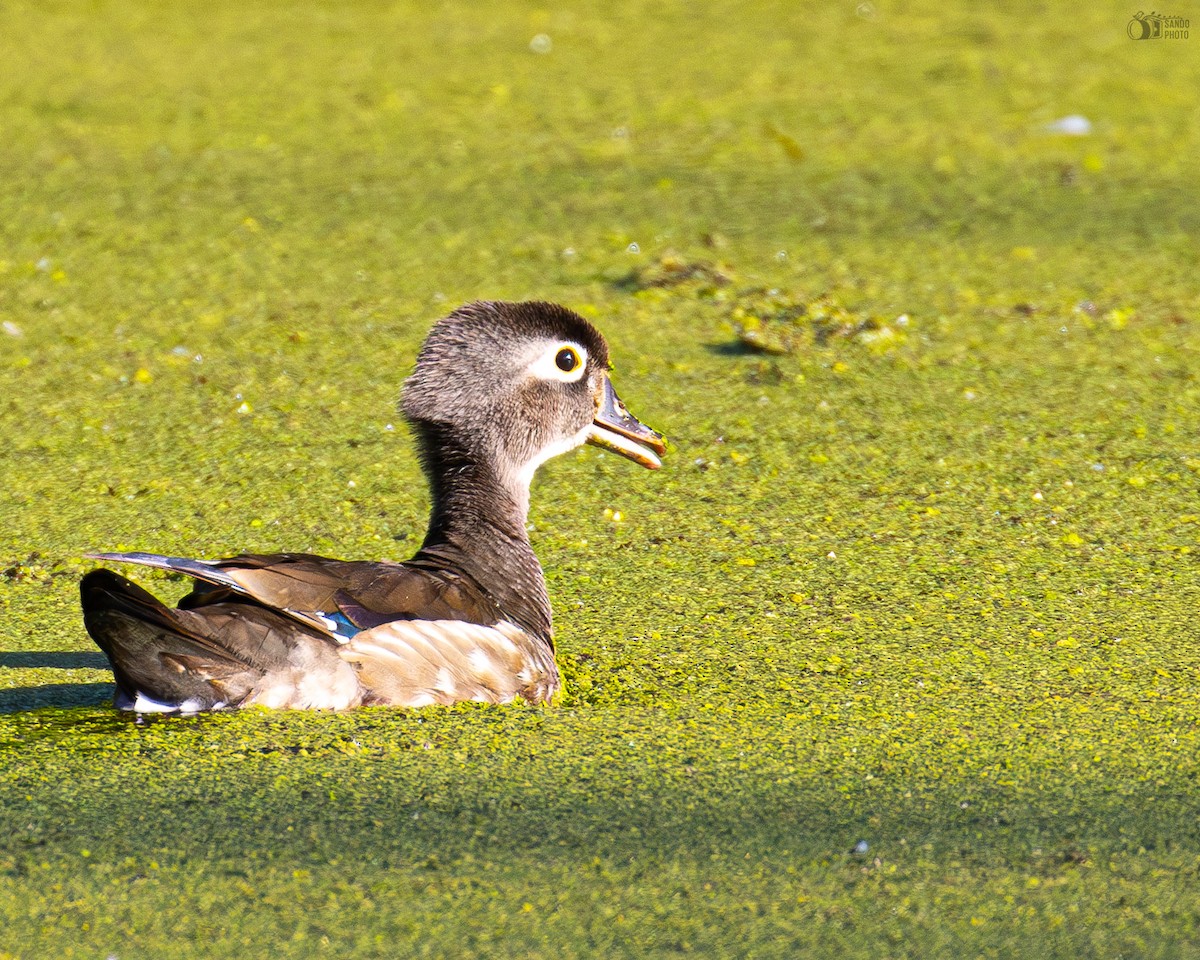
[323,610,362,641]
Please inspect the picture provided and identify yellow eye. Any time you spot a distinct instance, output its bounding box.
[530,341,587,382]
[555,347,581,373]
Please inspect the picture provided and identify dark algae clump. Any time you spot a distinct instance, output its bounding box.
[2,1,1199,957]
[729,289,912,355]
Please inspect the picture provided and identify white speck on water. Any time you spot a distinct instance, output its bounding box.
[347,480,357,488]
[855,2,878,20]
[963,389,977,401]
[627,242,640,253]
[432,292,446,303]
[2,321,21,337]
[385,423,395,432]
[1060,326,1069,334]
[35,257,51,272]
[775,250,787,260]
[193,353,203,363]
[562,247,576,257]
[611,126,629,139]
[853,840,870,854]
[171,345,190,357]
[827,551,837,560]
[529,33,552,54]
[1091,462,1105,472]
[236,402,251,415]
[895,313,910,327]
[1045,114,1092,136]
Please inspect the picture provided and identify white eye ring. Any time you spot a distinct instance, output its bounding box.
[528,341,588,383]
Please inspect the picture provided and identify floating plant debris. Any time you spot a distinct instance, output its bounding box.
[618,252,734,292]
[731,290,911,355]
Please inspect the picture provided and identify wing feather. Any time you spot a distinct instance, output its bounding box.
[83,551,507,638]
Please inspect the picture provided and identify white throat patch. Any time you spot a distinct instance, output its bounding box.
[515,421,593,492]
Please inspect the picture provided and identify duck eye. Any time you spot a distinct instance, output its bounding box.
[530,341,587,382]
[555,347,580,372]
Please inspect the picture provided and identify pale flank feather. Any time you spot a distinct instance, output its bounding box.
[341,619,558,706]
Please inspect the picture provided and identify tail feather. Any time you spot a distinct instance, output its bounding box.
[80,569,362,712]
[84,552,247,593]
[81,570,253,709]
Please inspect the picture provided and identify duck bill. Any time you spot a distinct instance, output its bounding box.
[586,378,666,470]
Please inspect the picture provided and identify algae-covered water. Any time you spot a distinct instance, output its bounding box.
[3,1,1199,956]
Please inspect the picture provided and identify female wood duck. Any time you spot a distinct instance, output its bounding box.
[80,301,665,713]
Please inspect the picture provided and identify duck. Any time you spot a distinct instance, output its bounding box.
[79,300,665,713]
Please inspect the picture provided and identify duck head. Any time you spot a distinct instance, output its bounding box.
[401,301,665,497]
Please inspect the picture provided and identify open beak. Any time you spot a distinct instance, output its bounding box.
[586,377,666,469]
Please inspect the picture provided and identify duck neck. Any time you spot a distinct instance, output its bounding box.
[410,425,551,640]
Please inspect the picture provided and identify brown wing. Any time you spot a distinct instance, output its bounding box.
[88,551,508,631]
[197,553,507,628]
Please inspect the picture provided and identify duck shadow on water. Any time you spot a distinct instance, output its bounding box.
[0,683,114,714]
[0,651,109,670]
[0,651,113,714]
